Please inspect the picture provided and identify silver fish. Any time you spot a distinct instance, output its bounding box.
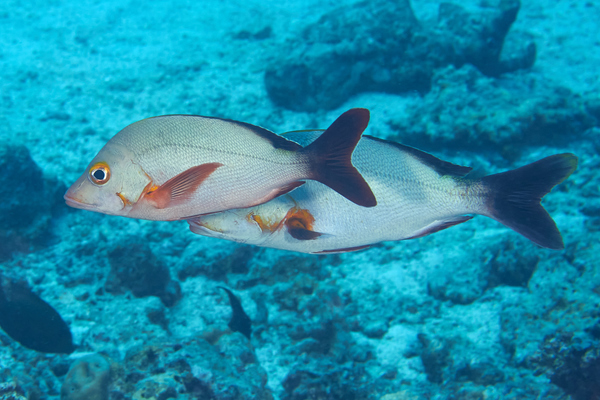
[188,131,577,253]
[64,109,376,220]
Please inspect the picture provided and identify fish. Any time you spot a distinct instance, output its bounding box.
[188,131,578,254]
[218,287,251,339]
[0,276,74,353]
[64,109,376,221]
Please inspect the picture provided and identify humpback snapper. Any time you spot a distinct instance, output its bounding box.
[188,130,577,253]
[65,109,376,220]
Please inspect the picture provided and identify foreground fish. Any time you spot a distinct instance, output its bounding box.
[64,109,376,220]
[188,131,577,253]
[0,276,74,353]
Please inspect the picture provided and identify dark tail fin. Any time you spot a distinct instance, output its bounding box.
[482,153,578,249]
[302,108,377,207]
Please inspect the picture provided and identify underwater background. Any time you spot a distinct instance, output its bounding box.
[0,0,599,398]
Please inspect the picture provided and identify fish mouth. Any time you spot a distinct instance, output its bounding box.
[63,193,98,211]
[188,218,221,235]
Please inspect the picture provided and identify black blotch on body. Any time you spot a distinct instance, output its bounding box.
[218,287,251,339]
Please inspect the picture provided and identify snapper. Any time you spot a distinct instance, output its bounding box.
[188,131,577,254]
[64,109,376,220]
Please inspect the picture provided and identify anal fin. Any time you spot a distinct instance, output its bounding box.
[406,216,473,240]
[315,245,371,254]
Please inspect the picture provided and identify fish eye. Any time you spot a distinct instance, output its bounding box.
[89,162,111,185]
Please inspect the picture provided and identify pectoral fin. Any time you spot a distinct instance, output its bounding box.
[145,163,222,209]
[284,207,324,240]
[287,224,323,240]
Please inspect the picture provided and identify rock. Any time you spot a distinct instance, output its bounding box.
[60,354,111,400]
[0,144,66,260]
[388,65,597,155]
[265,0,535,111]
[418,334,450,384]
[281,362,371,400]
[177,245,256,281]
[488,239,539,287]
[427,264,487,305]
[380,391,420,400]
[0,382,27,400]
[528,333,600,400]
[105,242,181,307]
[455,360,505,386]
[111,337,272,400]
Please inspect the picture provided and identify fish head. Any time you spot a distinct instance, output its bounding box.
[188,197,297,245]
[64,143,151,216]
[188,210,269,244]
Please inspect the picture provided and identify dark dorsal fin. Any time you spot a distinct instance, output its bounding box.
[363,135,472,177]
[229,120,303,151]
[150,115,304,152]
[303,108,377,207]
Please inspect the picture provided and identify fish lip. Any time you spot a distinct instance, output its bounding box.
[63,193,98,211]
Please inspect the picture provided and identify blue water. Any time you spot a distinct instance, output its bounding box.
[0,0,598,399]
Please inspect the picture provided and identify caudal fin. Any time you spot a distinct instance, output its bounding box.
[482,153,578,249]
[303,108,377,207]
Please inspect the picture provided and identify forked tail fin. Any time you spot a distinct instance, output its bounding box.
[302,108,377,207]
[482,153,578,249]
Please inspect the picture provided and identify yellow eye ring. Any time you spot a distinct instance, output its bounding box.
[89,162,111,185]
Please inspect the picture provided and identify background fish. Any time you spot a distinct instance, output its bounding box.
[0,277,74,354]
[219,286,251,339]
[64,109,376,221]
[188,131,577,254]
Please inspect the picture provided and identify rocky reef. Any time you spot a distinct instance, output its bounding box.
[0,0,599,399]
[387,64,598,156]
[265,0,535,111]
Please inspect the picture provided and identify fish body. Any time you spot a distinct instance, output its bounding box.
[189,131,577,253]
[65,109,376,220]
[0,277,74,353]
[218,287,251,339]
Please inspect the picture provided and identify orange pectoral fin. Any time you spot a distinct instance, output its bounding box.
[144,163,223,209]
[284,208,323,240]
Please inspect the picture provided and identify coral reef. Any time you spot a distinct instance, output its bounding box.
[105,242,182,307]
[529,332,600,400]
[0,382,27,400]
[108,336,272,400]
[0,0,598,399]
[60,354,111,400]
[265,0,535,111]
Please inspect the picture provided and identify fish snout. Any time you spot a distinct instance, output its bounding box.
[64,182,92,210]
[63,177,125,213]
